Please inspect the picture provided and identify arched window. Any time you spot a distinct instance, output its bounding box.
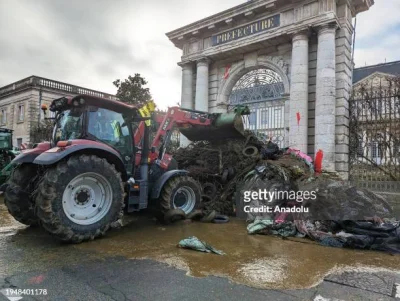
[229,69,284,105]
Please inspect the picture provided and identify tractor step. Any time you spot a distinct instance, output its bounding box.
[127,179,148,213]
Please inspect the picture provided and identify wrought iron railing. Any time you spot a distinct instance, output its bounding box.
[0,76,118,101]
[349,77,400,182]
[241,103,286,147]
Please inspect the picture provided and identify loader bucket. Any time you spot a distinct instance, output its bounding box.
[180,112,246,141]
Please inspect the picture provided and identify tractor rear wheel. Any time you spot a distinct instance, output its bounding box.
[35,155,124,243]
[159,175,201,215]
[4,163,38,226]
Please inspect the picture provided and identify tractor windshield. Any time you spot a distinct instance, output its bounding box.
[87,107,132,152]
[54,109,84,143]
[87,107,134,172]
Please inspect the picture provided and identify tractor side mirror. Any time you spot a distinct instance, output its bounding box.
[151,146,156,153]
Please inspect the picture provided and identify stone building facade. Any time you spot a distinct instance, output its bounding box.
[167,0,374,179]
[353,60,400,87]
[0,76,117,147]
[351,61,400,168]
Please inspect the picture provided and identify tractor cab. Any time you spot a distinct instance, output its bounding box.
[0,128,13,151]
[47,95,142,177]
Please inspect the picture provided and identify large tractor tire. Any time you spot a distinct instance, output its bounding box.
[159,175,201,215]
[4,163,38,226]
[35,155,124,243]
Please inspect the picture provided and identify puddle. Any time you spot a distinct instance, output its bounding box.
[76,216,400,289]
[0,199,399,290]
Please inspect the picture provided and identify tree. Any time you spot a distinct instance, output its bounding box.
[113,74,152,106]
[30,119,53,145]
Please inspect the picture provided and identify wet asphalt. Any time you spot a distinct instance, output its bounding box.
[0,200,399,301]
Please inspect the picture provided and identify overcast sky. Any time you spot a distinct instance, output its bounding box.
[0,0,398,109]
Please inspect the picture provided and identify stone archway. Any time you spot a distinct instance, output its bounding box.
[217,58,290,147]
[217,57,290,106]
[169,0,374,176]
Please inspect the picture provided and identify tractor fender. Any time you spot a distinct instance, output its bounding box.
[150,170,189,200]
[33,144,128,180]
[13,152,40,164]
[12,142,51,164]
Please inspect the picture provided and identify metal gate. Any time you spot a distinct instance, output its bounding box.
[229,68,286,147]
[349,77,400,208]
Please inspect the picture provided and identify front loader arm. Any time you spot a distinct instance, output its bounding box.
[133,104,248,161]
[152,107,212,150]
[134,107,212,152]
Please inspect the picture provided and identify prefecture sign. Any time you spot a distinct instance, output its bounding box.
[211,14,280,46]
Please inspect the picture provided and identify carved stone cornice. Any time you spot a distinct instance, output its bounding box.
[317,22,339,35]
[166,0,277,40]
[291,29,311,42]
[178,62,195,69]
[196,57,211,66]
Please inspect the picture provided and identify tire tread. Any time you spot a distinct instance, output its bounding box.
[35,155,124,243]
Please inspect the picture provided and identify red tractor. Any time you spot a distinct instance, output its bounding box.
[4,95,247,243]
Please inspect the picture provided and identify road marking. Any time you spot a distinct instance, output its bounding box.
[395,283,400,299]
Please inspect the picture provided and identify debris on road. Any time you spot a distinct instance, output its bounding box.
[174,133,265,215]
[174,132,319,216]
[247,217,297,237]
[173,133,400,254]
[178,236,225,255]
[242,164,400,253]
[296,219,400,253]
[186,209,230,224]
[163,209,186,224]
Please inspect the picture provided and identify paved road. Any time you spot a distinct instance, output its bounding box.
[0,202,399,300]
[0,256,399,301]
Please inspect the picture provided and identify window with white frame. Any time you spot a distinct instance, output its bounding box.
[371,100,383,114]
[393,141,400,158]
[371,141,381,159]
[0,108,6,125]
[18,104,24,122]
[249,111,257,126]
[260,109,268,125]
[357,136,364,158]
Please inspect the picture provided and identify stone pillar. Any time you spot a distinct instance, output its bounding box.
[289,32,309,153]
[315,24,337,172]
[180,63,194,146]
[335,3,354,180]
[195,58,209,112]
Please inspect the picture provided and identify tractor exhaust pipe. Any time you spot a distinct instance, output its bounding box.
[140,124,150,181]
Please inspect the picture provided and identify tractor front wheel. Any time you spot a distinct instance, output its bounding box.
[159,175,201,215]
[35,155,124,243]
[4,163,38,226]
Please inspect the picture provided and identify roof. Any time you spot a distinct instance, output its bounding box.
[167,0,374,48]
[0,75,118,101]
[353,60,400,84]
[166,0,274,37]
